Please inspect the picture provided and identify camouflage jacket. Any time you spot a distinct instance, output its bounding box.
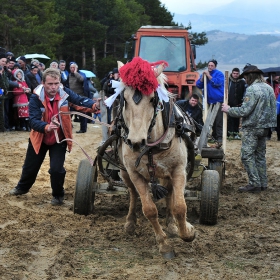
[228,79,277,128]
[0,71,9,93]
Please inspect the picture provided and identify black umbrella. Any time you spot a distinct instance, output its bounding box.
[260,66,280,77]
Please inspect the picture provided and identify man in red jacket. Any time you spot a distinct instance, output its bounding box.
[9,68,100,205]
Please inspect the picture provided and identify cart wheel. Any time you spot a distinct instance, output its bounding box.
[97,134,125,180]
[199,170,220,225]
[74,159,97,215]
[208,159,224,187]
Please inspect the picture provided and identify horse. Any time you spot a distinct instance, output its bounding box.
[106,57,196,258]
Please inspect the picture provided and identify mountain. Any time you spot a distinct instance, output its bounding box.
[206,0,278,24]
[173,0,280,35]
[196,30,280,65]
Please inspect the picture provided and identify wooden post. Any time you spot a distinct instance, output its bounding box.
[100,90,108,144]
[223,71,229,152]
[203,74,208,122]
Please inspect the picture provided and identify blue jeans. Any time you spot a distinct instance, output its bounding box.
[16,139,67,196]
[93,113,101,122]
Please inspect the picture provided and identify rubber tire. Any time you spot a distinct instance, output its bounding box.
[74,159,97,215]
[208,159,224,188]
[199,170,220,225]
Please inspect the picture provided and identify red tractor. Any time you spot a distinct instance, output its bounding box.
[127,25,201,99]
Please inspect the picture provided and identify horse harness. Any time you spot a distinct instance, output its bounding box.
[112,89,196,200]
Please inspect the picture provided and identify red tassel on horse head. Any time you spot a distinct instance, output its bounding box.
[119,57,168,95]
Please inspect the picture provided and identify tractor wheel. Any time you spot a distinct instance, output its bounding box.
[199,170,220,225]
[208,159,224,188]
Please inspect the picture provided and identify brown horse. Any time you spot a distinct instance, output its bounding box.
[112,58,196,258]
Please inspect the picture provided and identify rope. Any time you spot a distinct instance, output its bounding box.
[51,111,114,166]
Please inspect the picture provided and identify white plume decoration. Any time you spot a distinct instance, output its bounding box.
[104,80,125,108]
[157,84,169,102]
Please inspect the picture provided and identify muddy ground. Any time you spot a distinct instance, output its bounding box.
[0,122,279,280]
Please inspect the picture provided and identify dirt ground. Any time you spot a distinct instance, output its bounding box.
[0,122,280,280]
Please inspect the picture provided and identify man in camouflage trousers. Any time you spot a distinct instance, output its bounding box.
[222,64,277,193]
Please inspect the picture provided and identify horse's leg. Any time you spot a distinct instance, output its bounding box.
[164,183,179,237]
[132,177,175,257]
[120,170,138,235]
[171,169,196,242]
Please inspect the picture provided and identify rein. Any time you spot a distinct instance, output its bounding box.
[51,111,114,166]
[146,97,174,147]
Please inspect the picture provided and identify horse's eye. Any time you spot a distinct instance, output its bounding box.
[150,97,154,103]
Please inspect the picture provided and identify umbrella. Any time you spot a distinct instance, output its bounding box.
[79,69,96,78]
[16,53,50,63]
[260,66,280,77]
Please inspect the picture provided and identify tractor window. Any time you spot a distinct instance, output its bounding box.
[139,36,186,72]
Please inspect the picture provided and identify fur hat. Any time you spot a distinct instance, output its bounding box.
[13,69,25,81]
[239,64,263,79]
[0,53,6,59]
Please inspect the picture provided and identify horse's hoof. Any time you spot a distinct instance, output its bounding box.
[161,250,176,259]
[182,231,197,242]
[165,224,179,238]
[124,222,136,235]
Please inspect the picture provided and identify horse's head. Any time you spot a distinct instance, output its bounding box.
[117,58,168,152]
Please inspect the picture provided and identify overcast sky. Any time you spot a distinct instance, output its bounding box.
[160,0,234,14]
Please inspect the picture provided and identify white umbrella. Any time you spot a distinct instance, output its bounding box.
[16,53,50,62]
[79,69,96,78]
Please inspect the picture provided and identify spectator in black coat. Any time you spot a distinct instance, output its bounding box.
[227,68,246,138]
[176,93,204,135]
[26,65,40,93]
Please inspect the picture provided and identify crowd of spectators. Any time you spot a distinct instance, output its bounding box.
[0,51,97,133]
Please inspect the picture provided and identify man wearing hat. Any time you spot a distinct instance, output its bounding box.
[196,59,224,143]
[222,64,277,193]
[18,56,30,75]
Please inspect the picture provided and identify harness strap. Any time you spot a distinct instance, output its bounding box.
[134,97,174,167]
[146,97,174,147]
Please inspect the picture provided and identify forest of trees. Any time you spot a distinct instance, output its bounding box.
[0,0,208,79]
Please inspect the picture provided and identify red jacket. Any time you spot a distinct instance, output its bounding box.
[30,85,98,154]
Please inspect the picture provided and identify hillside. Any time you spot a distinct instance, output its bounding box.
[196,30,280,65]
